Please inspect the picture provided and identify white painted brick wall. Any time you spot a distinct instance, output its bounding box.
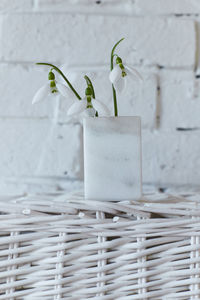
[143,131,200,187]
[0,14,195,68]
[0,0,200,193]
[134,0,200,15]
[0,119,82,178]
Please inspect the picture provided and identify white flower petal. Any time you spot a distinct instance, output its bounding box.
[125,65,143,81]
[92,99,110,116]
[109,65,122,84]
[67,100,86,116]
[56,82,74,98]
[32,84,50,104]
[82,107,96,117]
[114,77,126,93]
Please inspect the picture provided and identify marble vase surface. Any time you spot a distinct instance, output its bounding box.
[83,116,142,201]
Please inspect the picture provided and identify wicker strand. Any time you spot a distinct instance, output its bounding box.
[54,228,66,300]
[1,192,200,298]
[5,231,19,300]
[191,217,197,300]
[96,211,106,297]
[137,216,147,298]
[195,233,200,299]
[191,217,200,300]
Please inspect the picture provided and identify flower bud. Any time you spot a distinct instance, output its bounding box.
[50,80,56,88]
[118,63,125,70]
[50,80,57,93]
[122,70,127,77]
[86,104,93,109]
[86,95,92,103]
[85,86,92,96]
[116,56,122,64]
[48,71,55,80]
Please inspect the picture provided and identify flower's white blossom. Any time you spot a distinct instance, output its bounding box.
[109,63,142,93]
[81,107,96,117]
[67,97,109,117]
[32,81,73,104]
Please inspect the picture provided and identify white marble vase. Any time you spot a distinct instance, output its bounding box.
[83,116,142,201]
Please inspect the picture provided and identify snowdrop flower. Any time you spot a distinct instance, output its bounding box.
[109,56,142,93]
[81,107,96,117]
[32,71,73,104]
[67,87,109,117]
[67,97,109,117]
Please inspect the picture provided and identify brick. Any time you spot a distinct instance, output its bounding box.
[36,121,83,178]
[135,0,200,15]
[36,0,200,15]
[117,72,157,129]
[35,0,131,15]
[0,177,83,194]
[159,70,200,130]
[195,22,200,72]
[142,130,200,186]
[0,0,33,13]
[0,14,195,68]
[0,119,83,178]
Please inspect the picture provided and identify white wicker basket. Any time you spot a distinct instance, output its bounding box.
[1,191,200,299]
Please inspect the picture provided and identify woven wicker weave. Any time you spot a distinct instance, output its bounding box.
[1,191,200,299]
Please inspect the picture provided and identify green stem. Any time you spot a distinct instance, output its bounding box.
[36,63,82,100]
[110,38,124,70]
[110,38,124,117]
[84,75,95,99]
[112,85,118,117]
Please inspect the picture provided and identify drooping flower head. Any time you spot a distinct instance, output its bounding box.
[109,56,142,93]
[32,70,75,104]
[67,80,110,117]
[108,38,143,116]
